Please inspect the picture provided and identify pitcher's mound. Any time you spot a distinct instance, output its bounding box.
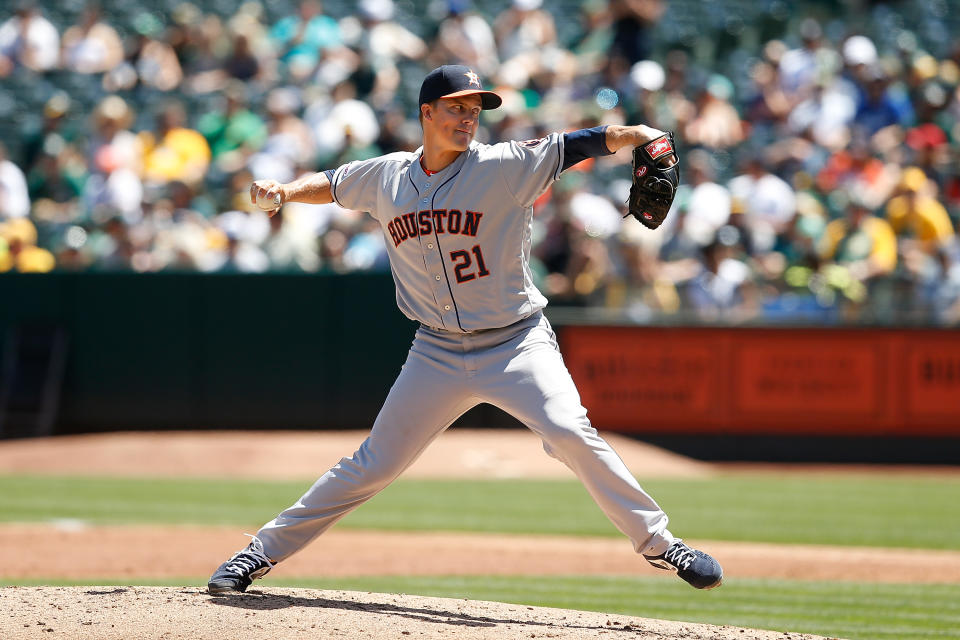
[2,586,832,640]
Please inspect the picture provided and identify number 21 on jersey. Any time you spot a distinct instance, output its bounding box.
[449,245,490,283]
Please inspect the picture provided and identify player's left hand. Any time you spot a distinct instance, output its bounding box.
[627,132,680,230]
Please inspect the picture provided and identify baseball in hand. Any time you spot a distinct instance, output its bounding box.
[256,191,282,211]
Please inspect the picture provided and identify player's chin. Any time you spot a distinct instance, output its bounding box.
[452,130,474,148]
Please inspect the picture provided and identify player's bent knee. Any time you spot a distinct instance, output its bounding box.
[538,417,598,456]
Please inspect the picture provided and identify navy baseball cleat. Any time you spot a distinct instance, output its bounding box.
[207,535,274,594]
[643,539,723,589]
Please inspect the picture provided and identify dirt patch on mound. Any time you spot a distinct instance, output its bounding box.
[0,429,712,479]
[0,586,833,640]
[3,524,958,584]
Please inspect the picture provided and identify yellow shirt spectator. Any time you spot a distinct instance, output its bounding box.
[0,219,56,273]
[886,194,954,245]
[142,127,212,185]
[885,167,955,246]
[820,213,897,275]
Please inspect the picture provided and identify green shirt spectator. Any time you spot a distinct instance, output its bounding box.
[270,0,341,71]
[198,85,268,160]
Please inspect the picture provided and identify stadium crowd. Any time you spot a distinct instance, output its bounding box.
[1,0,959,325]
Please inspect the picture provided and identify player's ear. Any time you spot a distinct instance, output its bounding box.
[421,103,432,122]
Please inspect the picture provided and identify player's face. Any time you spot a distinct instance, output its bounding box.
[426,95,482,152]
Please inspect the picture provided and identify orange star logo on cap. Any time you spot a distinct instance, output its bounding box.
[464,70,481,88]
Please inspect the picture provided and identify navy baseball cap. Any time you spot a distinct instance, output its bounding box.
[418,65,502,110]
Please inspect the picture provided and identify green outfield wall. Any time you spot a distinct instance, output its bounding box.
[0,272,419,433]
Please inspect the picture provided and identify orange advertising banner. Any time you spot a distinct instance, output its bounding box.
[560,327,960,437]
[902,339,960,421]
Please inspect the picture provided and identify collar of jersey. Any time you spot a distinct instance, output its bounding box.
[413,142,476,184]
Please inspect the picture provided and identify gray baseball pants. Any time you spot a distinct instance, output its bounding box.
[256,312,673,562]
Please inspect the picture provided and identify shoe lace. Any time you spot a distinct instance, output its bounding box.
[225,534,274,576]
[664,541,696,570]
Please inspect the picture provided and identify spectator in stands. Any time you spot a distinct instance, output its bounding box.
[778,18,826,101]
[130,13,183,92]
[342,217,388,272]
[905,122,951,191]
[927,247,960,325]
[198,81,268,164]
[684,74,745,149]
[26,141,86,212]
[816,133,898,210]
[177,11,232,94]
[142,101,211,187]
[211,206,270,273]
[787,77,857,151]
[262,208,320,272]
[353,0,427,71]
[85,96,144,223]
[685,230,758,322]
[61,4,123,74]
[305,80,380,166]
[21,93,77,174]
[533,175,617,306]
[676,149,732,248]
[493,0,557,91]
[430,0,499,78]
[0,0,957,325]
[853,64,914,137]
[608,0,664,66]
[819,198,898,285]
[744,56,791,129]
[728,157,797,253]
[248,88,314,184]
[568,1,614,77]
[0,218,55,272]
[885,167,955,249]
[0,4,60,75]
[0,142,30,220]
[494,0,556,63]
[223,32,260,82]
[270,0,341,78]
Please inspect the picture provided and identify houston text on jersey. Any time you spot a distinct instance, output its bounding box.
[387,209,484,248]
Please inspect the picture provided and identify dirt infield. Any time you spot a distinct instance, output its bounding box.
[0,586,834,640]
[0,429,713,479]
[2,524,959,584]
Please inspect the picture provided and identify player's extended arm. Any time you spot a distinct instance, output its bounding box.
[250,170,335,215]
[562,125,671,172]
[603,124,669,153]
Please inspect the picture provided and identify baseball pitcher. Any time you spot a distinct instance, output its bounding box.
[208,65,720,594]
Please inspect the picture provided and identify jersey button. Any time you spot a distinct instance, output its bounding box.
[444,305,451,311]
[435,275,441,281]
[422,198,428,204]
[427,243,434,249]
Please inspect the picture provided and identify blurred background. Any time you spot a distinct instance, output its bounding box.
[1,0,959,461]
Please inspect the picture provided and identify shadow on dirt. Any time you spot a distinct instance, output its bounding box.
[208,591,641,633]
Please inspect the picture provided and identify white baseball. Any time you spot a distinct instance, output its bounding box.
[256,191,282,211]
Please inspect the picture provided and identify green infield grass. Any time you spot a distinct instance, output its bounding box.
[2,575,957,640]
[1,473,958,549]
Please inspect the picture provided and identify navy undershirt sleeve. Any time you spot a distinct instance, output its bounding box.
[561,125,613,172]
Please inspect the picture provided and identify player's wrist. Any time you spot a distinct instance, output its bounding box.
[634,125,666,146]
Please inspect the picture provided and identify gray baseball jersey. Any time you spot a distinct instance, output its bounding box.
[250,131,675,572]
[329,134,565,332]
